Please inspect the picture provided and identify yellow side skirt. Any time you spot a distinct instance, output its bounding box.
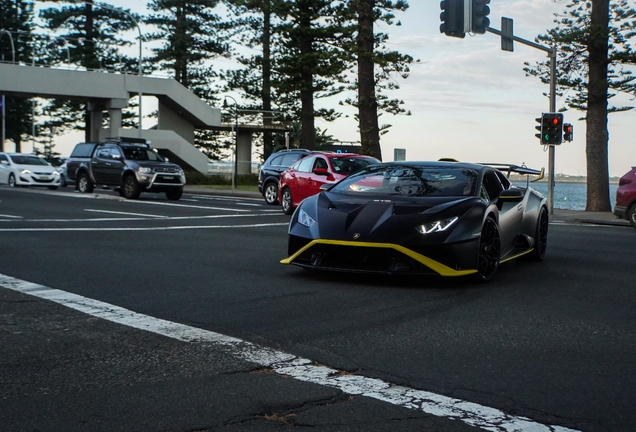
[280,239,478,277]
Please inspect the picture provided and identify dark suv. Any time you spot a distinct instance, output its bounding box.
[258,149,313,205]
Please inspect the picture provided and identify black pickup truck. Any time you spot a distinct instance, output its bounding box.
[66,138,186,200]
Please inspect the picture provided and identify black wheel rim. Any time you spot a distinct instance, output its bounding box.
[124,178,134,196]
[536,208,549,257]
[282,191,291,212]
[478,218,500,279]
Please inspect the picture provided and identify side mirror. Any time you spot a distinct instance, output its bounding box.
[1,160,8,165]
[313,167,329,176]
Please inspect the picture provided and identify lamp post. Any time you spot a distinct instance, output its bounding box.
[69,0,143,135]
[223,96,239,189]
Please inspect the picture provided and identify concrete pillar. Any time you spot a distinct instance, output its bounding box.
[236,130,252,175]
[108,109,122,139]
[89,110,103,142]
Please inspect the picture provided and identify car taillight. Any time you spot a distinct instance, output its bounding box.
[619,177,633,186]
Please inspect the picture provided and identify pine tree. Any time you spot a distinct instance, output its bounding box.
[272,0,349,150]
[38,0,143,141]
[523,0,636,211]
[0,0,36,153]
[145,0,230,159]
[335,0,413,161]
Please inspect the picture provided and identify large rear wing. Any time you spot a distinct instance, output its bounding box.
[480,163,545,183]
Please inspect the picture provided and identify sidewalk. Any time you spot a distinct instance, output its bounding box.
[184,185,632,228]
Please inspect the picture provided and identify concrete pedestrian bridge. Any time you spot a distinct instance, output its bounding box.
[0,62,286,174]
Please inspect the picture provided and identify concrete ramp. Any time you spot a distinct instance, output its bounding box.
[0,63,221,174]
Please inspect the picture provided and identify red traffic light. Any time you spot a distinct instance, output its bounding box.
[551,117,559,125]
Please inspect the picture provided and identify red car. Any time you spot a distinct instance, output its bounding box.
[279,153,380,214]
[614,166,636,229]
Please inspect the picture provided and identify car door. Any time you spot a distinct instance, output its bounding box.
[92,147,113,184]
[293,156,316,203]
[0,153,9,183]
[306,156,333,197]
[482,170,523,256]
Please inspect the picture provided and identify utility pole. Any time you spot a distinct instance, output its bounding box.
[488,19,558,215]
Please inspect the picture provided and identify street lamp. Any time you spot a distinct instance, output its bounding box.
[223,96,239,189]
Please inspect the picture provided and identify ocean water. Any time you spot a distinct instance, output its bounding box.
[514,182,619,211]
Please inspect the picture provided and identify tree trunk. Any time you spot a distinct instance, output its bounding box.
[298,4,315,150]
[585,0,611,212]
[261,2,273,159]
[356,0,382,160]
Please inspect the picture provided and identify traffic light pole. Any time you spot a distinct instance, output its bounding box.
[487,24,558,215]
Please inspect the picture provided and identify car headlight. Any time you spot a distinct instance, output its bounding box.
[298,208,316,227]
[416,216,458,234]
[138,167,152,174]
[20,169,31,175]
[52,170,59,176]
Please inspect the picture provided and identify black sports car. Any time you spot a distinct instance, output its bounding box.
[280,161,548,282]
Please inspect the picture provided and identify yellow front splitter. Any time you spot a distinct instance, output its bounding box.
[281,239,478,277]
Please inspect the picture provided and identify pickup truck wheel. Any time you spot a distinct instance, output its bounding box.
[77,173,94,193]
[118,188,126,197]
[122,174,141,199]
[165,188,183,200]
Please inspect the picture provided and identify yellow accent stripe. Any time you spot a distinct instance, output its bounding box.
[280,239,477,277]
[500,248,533,263]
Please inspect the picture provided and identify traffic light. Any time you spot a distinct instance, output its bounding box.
[563,123,573,142]
[537,113,563,145]
[470,0,491,34]
[440,0,465,38]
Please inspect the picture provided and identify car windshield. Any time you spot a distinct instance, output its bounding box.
[330,156,379,174]
[330,165,479,197]
[121,146,165,162]
[10,155,49,166]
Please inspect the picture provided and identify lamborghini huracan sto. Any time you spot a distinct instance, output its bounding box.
[280,161,549,282]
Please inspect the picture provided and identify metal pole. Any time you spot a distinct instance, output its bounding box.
[223,96,239,189]
[548,47,557,215]
[0,30,16,149]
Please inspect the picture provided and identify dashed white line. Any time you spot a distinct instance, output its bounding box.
[85,209,168,218]
[0,222,289,232]
[0,273,579,432]
[0,214,23,219]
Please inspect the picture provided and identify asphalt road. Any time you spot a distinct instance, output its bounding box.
[0,186,634,432]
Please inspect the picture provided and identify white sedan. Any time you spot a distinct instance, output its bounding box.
[0,153,61,190]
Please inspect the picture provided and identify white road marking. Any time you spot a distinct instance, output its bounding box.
[0,213,286,223]
[126,200,252,212]
[0,214,23,219]
[0,222,289,232]
[0,273,579,432]
[85,209,169,218]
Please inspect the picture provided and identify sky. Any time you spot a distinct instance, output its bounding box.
[16,0,636,177]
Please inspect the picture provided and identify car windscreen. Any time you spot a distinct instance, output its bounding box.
[330,156,379,174]
[10,155,49,166]
[329,165,479,197]
[121,145,165,162]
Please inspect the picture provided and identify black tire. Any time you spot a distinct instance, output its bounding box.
[473,217,501,283]
[48,186,59,190]
[8,173,16,187]
[627,203,636,230]
[166,188,183,200]
[77,173,94,193]
[528,206,549,261]
[263,181,279,205]
[60,174,67,187]
[281,187,294,215]
[122,174,141,199]
[118,188,126,197]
